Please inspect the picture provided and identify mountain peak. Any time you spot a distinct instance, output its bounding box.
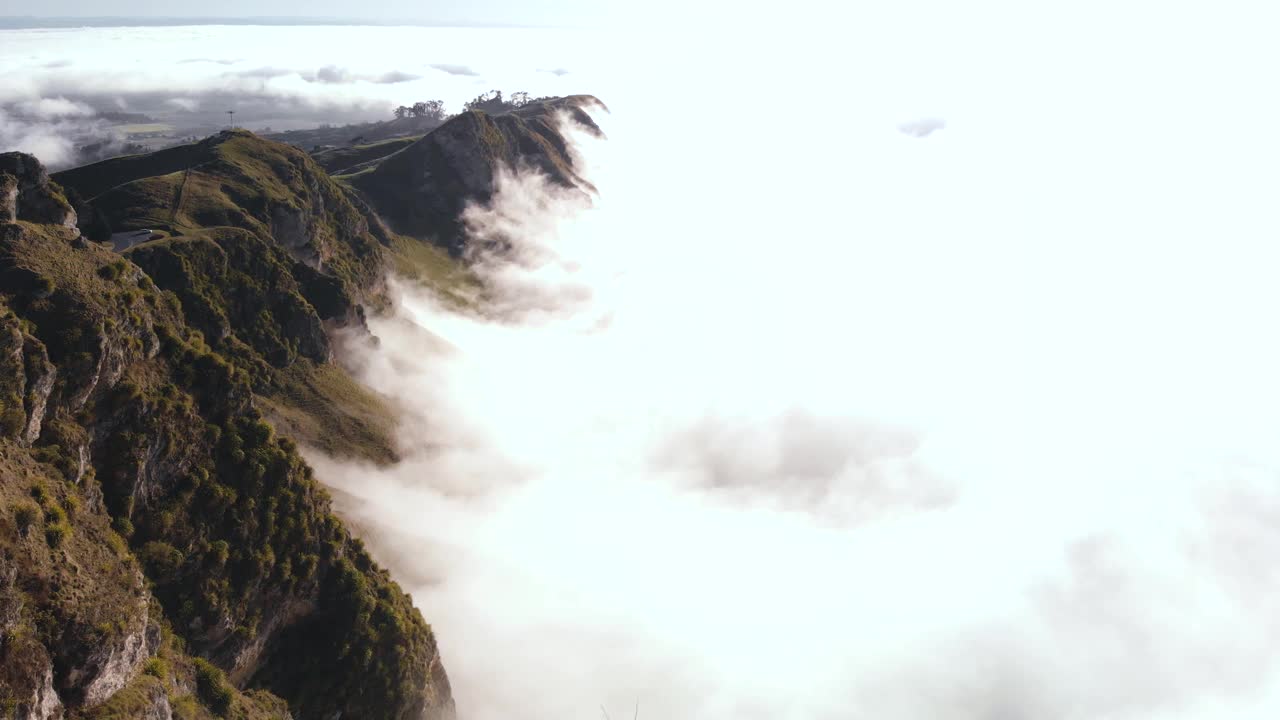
[351,95,604,255]
[0,152,78,229]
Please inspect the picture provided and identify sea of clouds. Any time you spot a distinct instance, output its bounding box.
[7,2,1280,718]
[320,4,1280,715]
[0,23,598,165]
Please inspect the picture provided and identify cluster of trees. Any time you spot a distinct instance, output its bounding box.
[392,99,446,120]
[463,90,548,114]
[390,91,552,121]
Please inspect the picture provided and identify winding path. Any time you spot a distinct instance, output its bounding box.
[170,168,191,225]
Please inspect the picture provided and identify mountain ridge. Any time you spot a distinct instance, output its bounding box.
[0,94,600,720]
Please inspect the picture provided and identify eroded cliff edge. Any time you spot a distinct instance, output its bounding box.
[0,95,599,720]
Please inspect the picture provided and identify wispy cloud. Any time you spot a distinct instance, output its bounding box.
[898,117,946,137]
[430,63,480,77]
[177,57,242,65]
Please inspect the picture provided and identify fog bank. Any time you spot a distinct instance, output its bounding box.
[314,10,1280,716]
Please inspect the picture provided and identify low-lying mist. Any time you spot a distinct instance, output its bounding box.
[309,18,1280,716]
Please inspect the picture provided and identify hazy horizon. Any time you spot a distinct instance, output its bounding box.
[0,0,614,27]
[0,16,582,29]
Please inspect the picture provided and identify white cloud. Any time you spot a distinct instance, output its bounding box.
[0,107,108,167]
[315,45,1280,716]
[0,25,602,114]
[7,8,1280,718]
[15,96,95,119]
[430,64,480,77]
[165,97,200,112]
[898,117,945,137]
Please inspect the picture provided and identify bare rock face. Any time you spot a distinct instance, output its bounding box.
[0,153,77,229]
[16,665,64,720]
[21,336,56,446]
[0,172,17,223]
[56,571,152,708]
[73,607,152,707]
[270,203,321,269]
[0,312,57,446]
[4,124,477,720]
[0,561,66,720]
[138,682,173,720]
[0,316,29,438]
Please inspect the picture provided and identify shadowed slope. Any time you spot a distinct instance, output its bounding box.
[351,95,605,255]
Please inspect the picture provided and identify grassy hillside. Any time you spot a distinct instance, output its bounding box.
[312,136,422,176]
[54,133,407,465]
[264,114,445,151]
[3,96,597,719]
[5,143,457,718]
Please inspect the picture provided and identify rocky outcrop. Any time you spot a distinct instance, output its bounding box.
[0,153,77,229]
[1,172,16,223]
[20,337,56,446]
[139,682,173,720]
[0,310,57,446]
[0,561,64,720]
[62,577,152,707]
[270,203,321,269]
[0,156,452,719]
[16,665,63,720]
[352,95,603,255]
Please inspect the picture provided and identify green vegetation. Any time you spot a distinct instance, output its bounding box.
[5,139,455,718]
[0,100,585,715]
[386,233,482,310]
[194,658,234,716]
[127,228,331,368]
[257,360,400,464]
[11,500,40,535]
[392,99,446,121]
[0,438,155,716]
[77,675,169,720]
[143,656,169,680]
[462,89,548,114]
[83,632,292,720]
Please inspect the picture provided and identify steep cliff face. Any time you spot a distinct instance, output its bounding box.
[351,94,604,255]
[0,174,16,224]
[2,156,452,719]
[2,94,597,720]
[0,154,77,230]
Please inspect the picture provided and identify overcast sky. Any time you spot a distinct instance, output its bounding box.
[0,0,612,26]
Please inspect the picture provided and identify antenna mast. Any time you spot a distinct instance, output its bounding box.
[226,110,236,129]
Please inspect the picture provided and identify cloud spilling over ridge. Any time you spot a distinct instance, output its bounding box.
[8,8,1275,719]
[312,41,1280,718]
